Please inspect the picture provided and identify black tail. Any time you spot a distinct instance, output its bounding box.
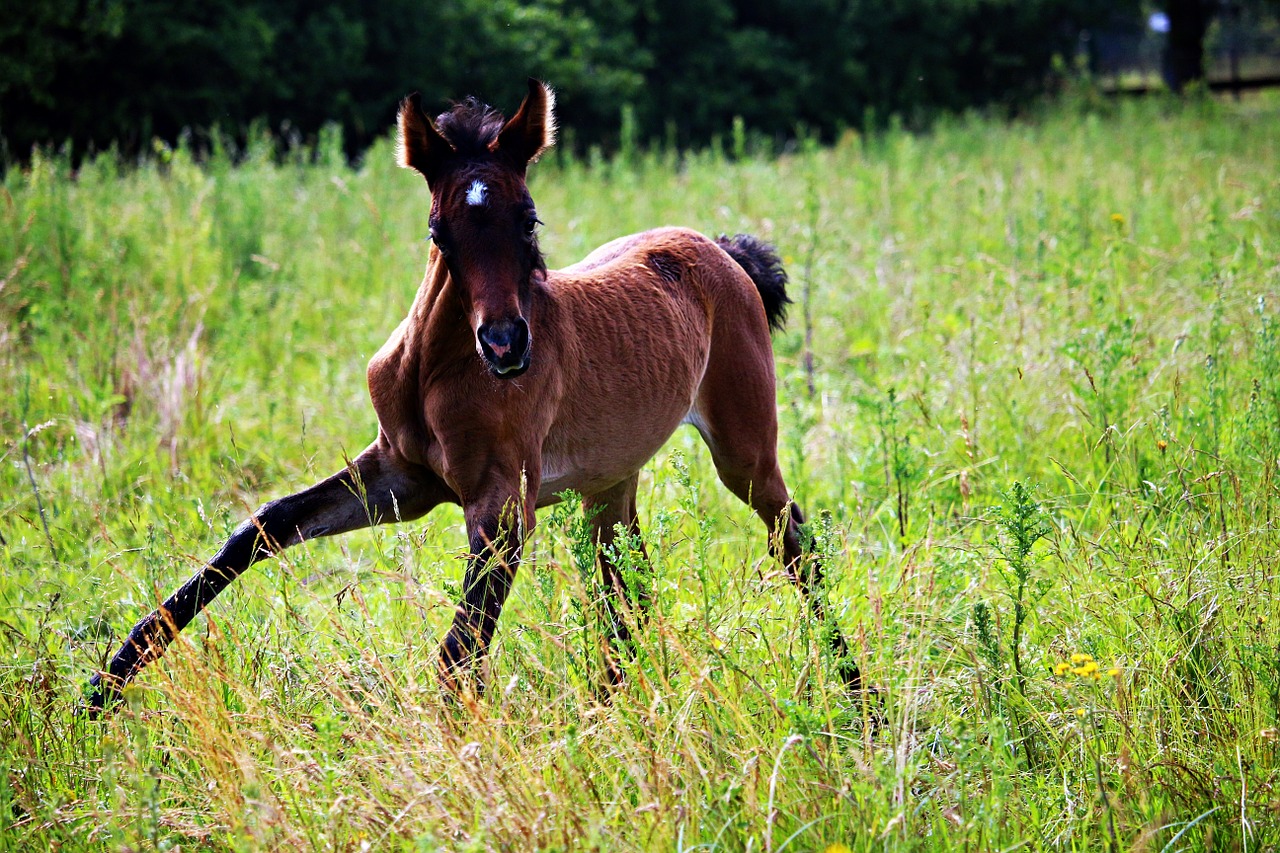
[716,234,791,333]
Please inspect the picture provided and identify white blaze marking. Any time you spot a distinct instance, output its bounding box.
[466,180,488,206]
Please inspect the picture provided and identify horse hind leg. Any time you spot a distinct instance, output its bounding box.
[689,359,862,692]
[715,458,861,692]
[583,474,652,688]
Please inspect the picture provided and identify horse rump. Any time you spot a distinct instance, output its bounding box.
[715,233,791,333]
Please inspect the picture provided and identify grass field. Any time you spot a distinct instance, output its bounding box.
[2,94,1280,850]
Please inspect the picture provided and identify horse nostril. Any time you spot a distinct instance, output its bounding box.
[511,317,529,355]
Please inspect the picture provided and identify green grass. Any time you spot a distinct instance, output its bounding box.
[3,94,1280,850]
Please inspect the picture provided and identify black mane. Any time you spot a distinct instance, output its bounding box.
[434,97,505,156]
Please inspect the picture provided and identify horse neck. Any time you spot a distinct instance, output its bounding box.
[406,253,474,365]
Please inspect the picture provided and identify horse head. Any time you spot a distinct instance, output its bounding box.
[396,78,556,378]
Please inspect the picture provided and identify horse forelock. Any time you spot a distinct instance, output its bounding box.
[435,98,505,157]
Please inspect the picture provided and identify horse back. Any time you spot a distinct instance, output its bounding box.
[545,226,767,381]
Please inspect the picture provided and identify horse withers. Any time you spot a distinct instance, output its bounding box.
[88,78,859,710]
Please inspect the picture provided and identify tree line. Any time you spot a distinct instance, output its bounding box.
[0,0,1172,163]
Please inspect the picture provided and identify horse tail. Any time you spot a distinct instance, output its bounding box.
[716,233,791,333]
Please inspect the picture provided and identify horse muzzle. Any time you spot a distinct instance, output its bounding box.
[477,317,531,377]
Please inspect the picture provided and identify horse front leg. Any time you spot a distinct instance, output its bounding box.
[89,442,450,713]
[437,471,539,696]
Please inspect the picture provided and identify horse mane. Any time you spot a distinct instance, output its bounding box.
[434,97,505,156]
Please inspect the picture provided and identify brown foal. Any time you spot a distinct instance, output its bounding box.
[88,78,859,711]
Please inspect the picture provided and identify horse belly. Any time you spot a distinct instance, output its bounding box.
[537,453,611,503]
[537,377,697,505]
[535,428,677,505]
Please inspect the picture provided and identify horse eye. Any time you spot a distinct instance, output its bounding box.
[429,223,449,254]
[524,215,540,236]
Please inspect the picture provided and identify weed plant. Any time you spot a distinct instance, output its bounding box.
[2,95,1280,849]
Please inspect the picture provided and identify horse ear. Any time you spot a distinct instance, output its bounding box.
[496,78,556,168]
[397,93,452,183]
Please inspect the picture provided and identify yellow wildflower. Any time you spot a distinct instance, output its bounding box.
[1076,708,1087,718]
[1106,667,1121,677]
[824,845,854,853]
[1070,653,1093,665]
[1110,213,1125,225]
[1053,661,1072,677]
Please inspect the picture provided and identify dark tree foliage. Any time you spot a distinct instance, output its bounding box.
[1,0,1127,164]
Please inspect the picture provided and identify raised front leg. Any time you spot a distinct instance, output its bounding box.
[89,442,450,713]
[437,471,538,695]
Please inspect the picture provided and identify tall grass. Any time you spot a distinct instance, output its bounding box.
[2,95,1279,850]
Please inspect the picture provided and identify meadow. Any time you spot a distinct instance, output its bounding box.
[2,95,1279,850]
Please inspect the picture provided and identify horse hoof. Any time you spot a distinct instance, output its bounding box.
[81,673,120,719]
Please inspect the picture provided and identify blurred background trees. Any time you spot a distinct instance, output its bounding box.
[1,0,1276,163]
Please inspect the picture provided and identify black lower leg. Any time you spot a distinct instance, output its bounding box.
[87,473,367,712]
[599,545,652,686]
[438,526,518,694]
[782,504,863,693]
[86,449,443,714]
[88,563,246,711]
[85,506,290,712]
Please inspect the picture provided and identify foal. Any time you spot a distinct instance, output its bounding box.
[88,79,859,710]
